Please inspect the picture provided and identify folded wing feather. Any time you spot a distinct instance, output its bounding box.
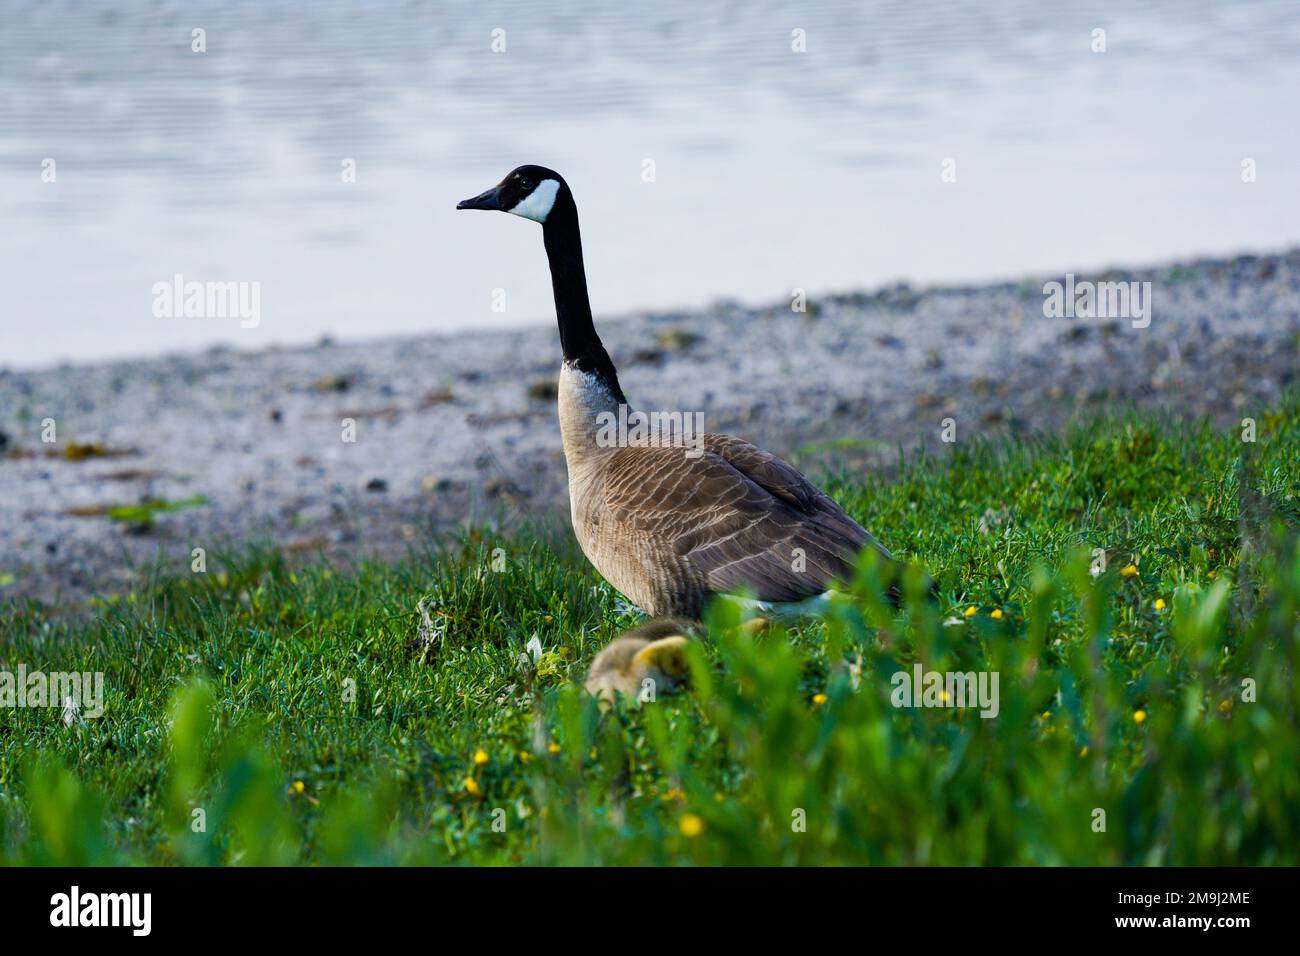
[603,434,892,604]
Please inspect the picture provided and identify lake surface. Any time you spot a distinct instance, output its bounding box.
[2,0,1298,368]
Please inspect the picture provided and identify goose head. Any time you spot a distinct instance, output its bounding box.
[456,163,626,404]
[456,165,567,224]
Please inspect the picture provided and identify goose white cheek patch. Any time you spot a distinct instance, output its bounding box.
[509,178,560,222]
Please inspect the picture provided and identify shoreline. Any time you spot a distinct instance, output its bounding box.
[2,248,1298,609]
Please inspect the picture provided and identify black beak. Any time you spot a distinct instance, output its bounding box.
[456,185,502,211]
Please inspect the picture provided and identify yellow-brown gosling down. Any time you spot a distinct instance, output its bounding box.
[584,618,698,707]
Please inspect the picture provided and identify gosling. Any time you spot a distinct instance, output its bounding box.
[584,619,699,706]
[584,617,771,706]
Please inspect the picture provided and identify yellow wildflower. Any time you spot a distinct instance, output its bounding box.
[679,813,704,838]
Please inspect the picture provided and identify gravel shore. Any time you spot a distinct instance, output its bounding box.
[2,248,1297,609]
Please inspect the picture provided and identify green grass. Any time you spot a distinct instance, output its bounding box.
[1,401,1297,865]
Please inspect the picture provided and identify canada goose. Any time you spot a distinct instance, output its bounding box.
[458,166,895,619]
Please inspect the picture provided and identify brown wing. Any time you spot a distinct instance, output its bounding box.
[602,433,892,603]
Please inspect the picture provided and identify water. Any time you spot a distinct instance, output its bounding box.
[2,0,1298,368]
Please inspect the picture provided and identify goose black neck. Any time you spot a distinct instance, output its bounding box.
[541,195,626,404]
